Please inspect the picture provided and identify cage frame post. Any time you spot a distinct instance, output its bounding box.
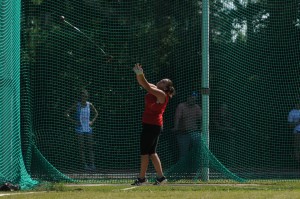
[201,0,210,182]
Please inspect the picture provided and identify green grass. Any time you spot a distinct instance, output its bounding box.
[2,181,300,199]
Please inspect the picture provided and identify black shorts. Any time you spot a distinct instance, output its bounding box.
[140,123,162,155]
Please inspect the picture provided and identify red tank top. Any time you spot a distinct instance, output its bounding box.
[142,93,169,126]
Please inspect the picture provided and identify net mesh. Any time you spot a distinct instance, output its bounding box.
[0,0,299,186]
[0,0,38,189]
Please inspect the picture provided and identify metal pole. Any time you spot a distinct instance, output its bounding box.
[201,0,210,181]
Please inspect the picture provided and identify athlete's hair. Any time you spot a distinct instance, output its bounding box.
[162,79,175,97]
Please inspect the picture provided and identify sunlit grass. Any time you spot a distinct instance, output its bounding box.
[3,181,300,199]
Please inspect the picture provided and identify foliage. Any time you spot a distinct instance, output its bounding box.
[20,0,300,178]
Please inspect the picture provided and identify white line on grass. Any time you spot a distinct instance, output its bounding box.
[0,191,46,197]
[120,187,138,191]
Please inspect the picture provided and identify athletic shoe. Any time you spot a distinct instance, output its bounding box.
[153,176,167,185]
[131,178,147,186]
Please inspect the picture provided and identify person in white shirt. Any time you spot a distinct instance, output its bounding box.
[288,103,300,162]
[66,89,99,171]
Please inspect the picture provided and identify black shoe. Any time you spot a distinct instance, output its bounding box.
[131,178,147,186]
[153,176,167,185]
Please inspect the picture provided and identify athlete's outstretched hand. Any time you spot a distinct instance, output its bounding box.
[133,63,144,75]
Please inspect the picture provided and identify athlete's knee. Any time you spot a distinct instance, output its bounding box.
[149,153,158,158]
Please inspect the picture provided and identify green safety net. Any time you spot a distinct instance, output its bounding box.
[9,0,300,184]
[0,0,38,189]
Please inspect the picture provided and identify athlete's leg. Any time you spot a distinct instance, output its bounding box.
[77,134,86,167]
[139,155,149,178]
[86,134,95,168]
[150,153,164,177]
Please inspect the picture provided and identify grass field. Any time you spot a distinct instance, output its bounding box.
[2,181,300,199]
